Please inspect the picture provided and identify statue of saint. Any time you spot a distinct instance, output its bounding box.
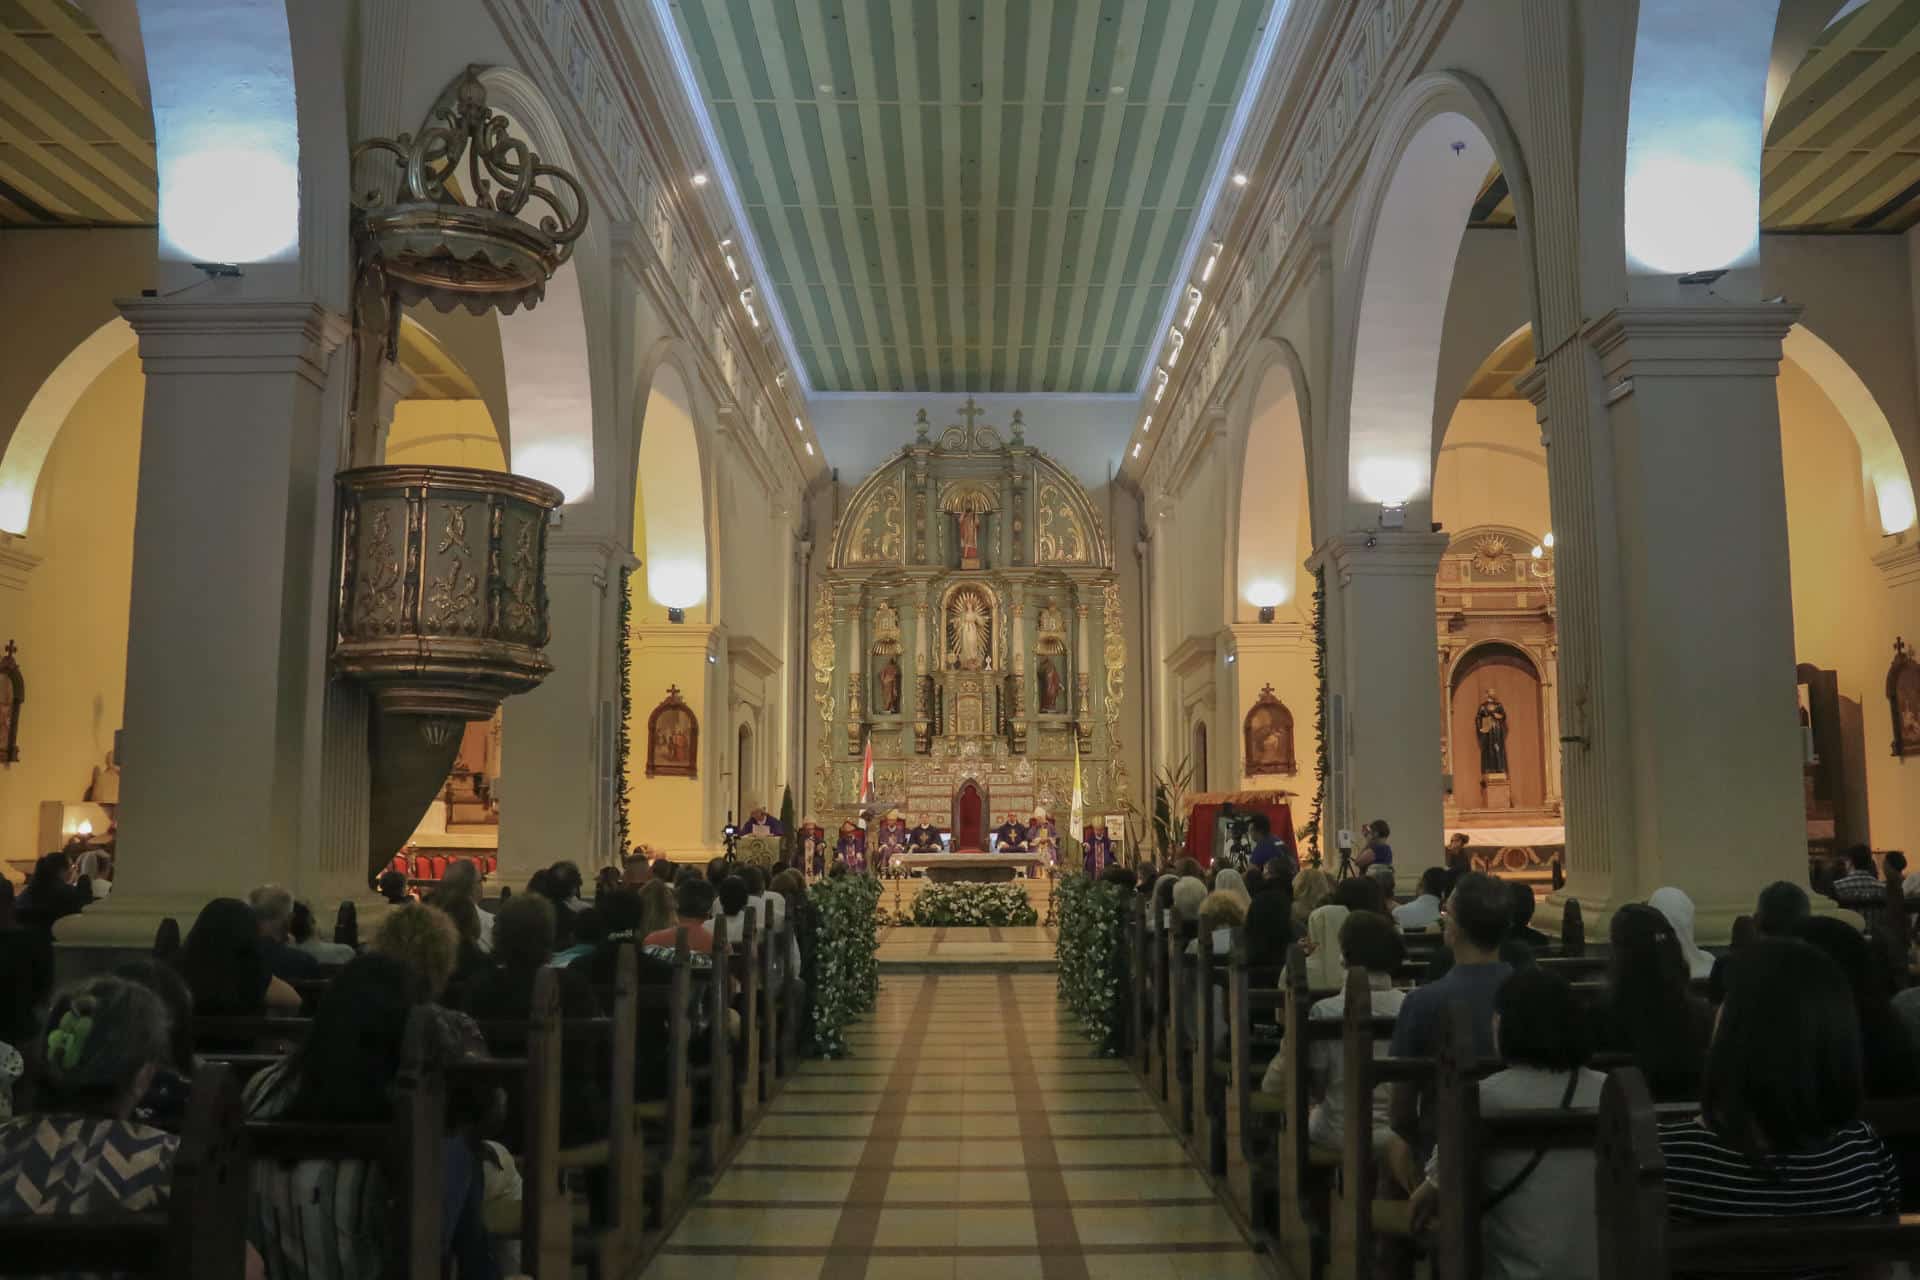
[877,655,901,714]
[949,590,991,670]
[1039,657,1064,713]
[956,508,982,564]
[1475,691,1509,775]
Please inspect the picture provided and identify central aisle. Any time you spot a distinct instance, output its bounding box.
[644,972,1262,1279]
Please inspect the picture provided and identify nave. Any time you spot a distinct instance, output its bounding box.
[649,972,1255,1280]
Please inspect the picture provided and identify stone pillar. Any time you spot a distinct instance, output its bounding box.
[1311,530,1450,870]
[57,299,347,955]
[1558,303,1806,934]
[498,532,626,886]
[1540,637,1564,811]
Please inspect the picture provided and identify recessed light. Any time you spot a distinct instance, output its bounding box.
[817,82,834,94]
[692,172,709,187]
[1109,84,1125,95]
[1231,172,1248,187]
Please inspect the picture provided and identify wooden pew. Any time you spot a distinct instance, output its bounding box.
[632,931,695,1227]
[1165,916,1196,1137]
[691,913,735,1173]
[729,908,763,1131]
[1146,906,1171,1104]
[0,1066,248,1278]
[1561,898,1586,956]
[757,911,786,1102]
[1274,945,1341,1280]
[1328,968,1425,1280]
[1597,1066,1920,1278]
[1225,932,1285,1245]
[152,916,181,961]
[1433,999,1602,1280]
[1190,923,1228,1177]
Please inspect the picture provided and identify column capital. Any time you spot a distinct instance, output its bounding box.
[546,532,638,580]
[1874,533,1920,589]
[116,297,348,387]
[0,535,41,592]
[1585,302,1802,384]
[1308,529,1449,584]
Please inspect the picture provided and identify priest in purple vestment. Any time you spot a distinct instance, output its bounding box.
[836,819,867,872]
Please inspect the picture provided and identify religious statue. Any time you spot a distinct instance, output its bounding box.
[1082,822,1115,876]
[835,819,866,872]
[0,640,21,767]
[1038,656,1064,714]
[993,813,1028,852]
[1476,691,1509,775]
[877,654,902,714]
[948,588,992,671]
[956,507,982,567]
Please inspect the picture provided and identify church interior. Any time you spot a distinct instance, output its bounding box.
[4,0,1920,1276]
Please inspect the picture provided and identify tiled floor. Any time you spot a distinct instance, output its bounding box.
[875,925,1060,969]
[643,973,1265,1279]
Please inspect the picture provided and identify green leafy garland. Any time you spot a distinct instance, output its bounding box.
[1299,567,1328,865]
[1054,873,1129,1055]
[904,881,1037,927]
[807,873,882,1057]
[614,566,633,855]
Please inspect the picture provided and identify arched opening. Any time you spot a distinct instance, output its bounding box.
[633,361,709,620]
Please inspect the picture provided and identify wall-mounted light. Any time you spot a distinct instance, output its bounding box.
[1154,367,1168,403]
[668,607,686,623]
[691,172,709,187]
[1201,241,1221,283]
[1231,172,1249,187]
[805,441,815,456]
[1379,503,1407,529]
[1131,442,1142,459]
[1183,287,1202,328]
[1226,652,1238,664]
[793,416,804,432]
[1141,415,1153,433]
[739,287,759,327]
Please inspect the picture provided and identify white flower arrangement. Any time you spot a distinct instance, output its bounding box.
[906,880,1038,928]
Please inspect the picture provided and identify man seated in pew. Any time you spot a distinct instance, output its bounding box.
[1388,872,1513,1154]
[287,900,354,965]
[1795,916,1920,1098]
[1710,880,1811,1004]
[1656,938,1898,1229]
[1262,912,1407,1153]
[645,876,718,957]
[1591,904,1710,1102]
[0,975,198,1232]
[1506,881,1552,951]
[1408,967,1606,1279]
[247,887,323,985]
[243,953,502,1280]
[1392,867,1449,931]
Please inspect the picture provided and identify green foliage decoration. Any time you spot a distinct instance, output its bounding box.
[614,566,633,856]
[807,873,882,1057]
[1054,872,1130,1055]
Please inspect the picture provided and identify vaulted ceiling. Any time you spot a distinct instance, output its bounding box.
[0,0,153,226]
[668,0,1272,395]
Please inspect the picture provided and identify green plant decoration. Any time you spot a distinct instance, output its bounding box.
[807,872,882,1058]
[614,565,633,855]
[903,881,1037,927]
[778,783,797,865]
[1299,567,1328,866]
[1054,872,1129,1055]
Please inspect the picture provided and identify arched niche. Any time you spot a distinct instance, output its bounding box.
[632,358,710,616]
[0,316,135,536]
[1448,641,1547,812]
[1340,72,1540,527]
[1232,343,1312,621]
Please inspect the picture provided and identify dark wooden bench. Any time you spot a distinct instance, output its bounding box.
[0,1066,248,1277]
[1225,933,1286,1246]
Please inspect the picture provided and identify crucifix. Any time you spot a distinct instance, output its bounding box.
[957,396,985,431]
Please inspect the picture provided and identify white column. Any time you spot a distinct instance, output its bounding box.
[1312,530,1450,869]
[58,299,347,952]
[498,532,626,887]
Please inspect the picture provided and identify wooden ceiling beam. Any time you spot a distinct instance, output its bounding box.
[0,26,154,168]
[14,0,145,110]
[0,78,153,214]
[1765,1,1919,174]
[1765,72,1920,222]
[0,119,142,220]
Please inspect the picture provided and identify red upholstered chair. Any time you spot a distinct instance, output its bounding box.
[390,853,409,876]
[427,854,448,882]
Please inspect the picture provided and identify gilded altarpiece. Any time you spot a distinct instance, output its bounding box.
[810,416,1126,835]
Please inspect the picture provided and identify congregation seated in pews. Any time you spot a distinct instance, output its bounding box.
[1107,855,1920,1278]
[0,848,832,1278]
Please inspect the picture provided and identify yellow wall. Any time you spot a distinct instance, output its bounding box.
[0,350,143,868]
[1433,399,1551,539]
[385,399,508,471]
[1779,360,1920,854]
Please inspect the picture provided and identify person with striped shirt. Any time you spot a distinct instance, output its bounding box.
[1657,937,1899,1238]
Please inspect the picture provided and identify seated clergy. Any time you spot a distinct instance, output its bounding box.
[908,821,942,853]
[1082,822,1115,876]
[1028,808,1058,864]
[798,819,827,875]
[742,803,783,837]
[994,814,1028,852]
[874,811,908,873]
[836,820,867,872]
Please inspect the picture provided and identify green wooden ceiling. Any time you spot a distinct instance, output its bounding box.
[669,0,1271,394]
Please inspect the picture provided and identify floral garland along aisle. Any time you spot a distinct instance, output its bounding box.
[905,880,1038,927]
[1053,873,1129,1055]
[807,873,882,1058]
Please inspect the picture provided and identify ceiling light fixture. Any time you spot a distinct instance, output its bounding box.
[1231,172,1248,187]
[1153,369,1167,404]
[691,172,709,186]
[739,287,759,327]
[724,254,740,282]
[1166,326,1184,368]
[1183,287,1202,327]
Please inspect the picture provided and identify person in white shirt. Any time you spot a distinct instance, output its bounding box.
[1391,867,1449,932]
[1410,966,1604,1280]
[1263,910,1407,1150]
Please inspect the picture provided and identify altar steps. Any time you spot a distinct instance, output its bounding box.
[875,924,1058,974]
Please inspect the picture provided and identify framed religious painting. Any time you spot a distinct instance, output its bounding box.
[1889,638,1920,758]
[1243,684,1296,776]
[645,685,699,778]
[0,640,20,765]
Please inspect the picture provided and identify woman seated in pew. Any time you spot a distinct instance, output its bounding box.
[1244,887,1303,968]
[1648,886,1716,981]
[637,878,676,939]
[1794,917,1920,1098]
[1657,938,1898,1230]
[1591,903,1710,1102]
[175,898,302,1041]
[1171,876,1208,929]
[242,954,500,1280]
[1292,866,1333,929]
[435,895,493,1009]
[287,900,355,966]
[1263,911,1407,1154]
[112,959,198,1131]
[1408,967,1606,1280]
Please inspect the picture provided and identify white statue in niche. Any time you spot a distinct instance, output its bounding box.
[947,588,992,671]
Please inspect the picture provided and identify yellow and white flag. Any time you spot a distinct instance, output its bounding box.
[1068,740,1085,859]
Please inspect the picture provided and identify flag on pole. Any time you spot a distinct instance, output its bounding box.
[1068,739,1085,867]
[859,731,875,807]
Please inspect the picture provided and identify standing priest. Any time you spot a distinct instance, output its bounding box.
[743,803,783,838]
[1082,821,1115,876]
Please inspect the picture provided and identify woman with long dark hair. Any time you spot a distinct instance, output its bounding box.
[1592,903,1711,1101]
[173,897,299,1022]
[1658,938,1898,1224]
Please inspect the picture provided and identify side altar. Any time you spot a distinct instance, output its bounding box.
[807,406,1130,848]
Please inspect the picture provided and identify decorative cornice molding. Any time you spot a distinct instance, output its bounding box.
[728,635,783,679]
[115,298,348,388]
[0,535,41,592]
[1586,304,1802,384]
[1310,529,1450,584]
[1874,533,1920,589]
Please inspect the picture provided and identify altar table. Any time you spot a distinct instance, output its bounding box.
[897,852,1043,883]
